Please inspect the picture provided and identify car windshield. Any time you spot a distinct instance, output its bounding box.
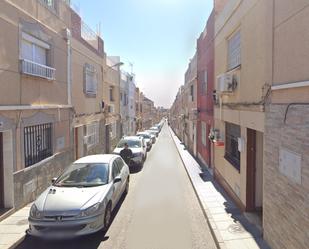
[117,139,141,148]
[54,163,109,187]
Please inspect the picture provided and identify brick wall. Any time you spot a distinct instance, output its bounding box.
[264,104,309,249]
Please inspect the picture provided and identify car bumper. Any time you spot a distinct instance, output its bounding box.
[131,156,143,165]
[28,213,104,239]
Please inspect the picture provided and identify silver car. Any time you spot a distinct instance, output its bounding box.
[28,154,130,239]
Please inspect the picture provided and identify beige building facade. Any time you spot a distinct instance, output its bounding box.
[0,0,73,210]
[104,56,121,152]
[213,0,272,218]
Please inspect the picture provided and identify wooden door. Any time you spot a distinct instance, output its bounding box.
[246,128,256,211]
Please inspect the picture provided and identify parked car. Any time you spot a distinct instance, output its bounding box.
[145,129,159,138]
[144,131,156,144]
[113,136,147,167]
[28,154,130,239]
[136,132,152,151]
[147,127,159,137]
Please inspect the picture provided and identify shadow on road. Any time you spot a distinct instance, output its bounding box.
[15,193,128,249]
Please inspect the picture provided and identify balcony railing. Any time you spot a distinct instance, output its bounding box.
[81,21,98,50]
[21,59,56,80]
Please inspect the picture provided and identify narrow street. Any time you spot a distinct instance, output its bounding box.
[16,124,217,249]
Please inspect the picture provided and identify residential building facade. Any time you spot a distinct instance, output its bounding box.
[213,0,272,225]
[0,0,73,210]
[104,56,121,152]
[70,8,106,159]
[184,53,197,156]
[263,1,309,249]
[196,10,215,168]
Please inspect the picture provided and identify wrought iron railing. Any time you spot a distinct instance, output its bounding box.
[81,21,98,49]
[21,59,56,80]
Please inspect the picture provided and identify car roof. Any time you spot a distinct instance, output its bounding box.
[74,154,117,164]
[121,136,142,140]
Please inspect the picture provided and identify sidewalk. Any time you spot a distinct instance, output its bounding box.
[0,204,30,249]
[169,127,270,249]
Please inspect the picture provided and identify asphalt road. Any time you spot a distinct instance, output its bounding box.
[16,124,217,249]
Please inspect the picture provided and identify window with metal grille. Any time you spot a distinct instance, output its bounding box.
[85,122,99,148]
[227,30,241,70]
[225,122,240,170]
[84,64,97,96]
[190,85,194,101]
[24,123,53,167]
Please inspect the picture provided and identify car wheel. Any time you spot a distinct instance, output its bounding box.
[103,203,112,231]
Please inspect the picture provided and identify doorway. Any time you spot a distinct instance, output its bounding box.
[0,133,4,209]
[246,128,256,211]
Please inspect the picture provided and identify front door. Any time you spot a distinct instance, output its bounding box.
[246,128,256,211]
[0,133,4,208]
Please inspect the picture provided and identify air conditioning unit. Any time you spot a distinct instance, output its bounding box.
[216,73,234,93]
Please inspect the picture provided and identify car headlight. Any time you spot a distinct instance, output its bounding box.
[77,203,104,218]
[30,204,43,219]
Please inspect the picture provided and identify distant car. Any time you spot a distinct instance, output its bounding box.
[28,154,130,239]
[136,132,152,151]
[149,127,160,136]
[145,129,159,138]
[113,136,147,167]
[144,131,156,144]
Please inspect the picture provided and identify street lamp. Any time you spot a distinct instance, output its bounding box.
[110,62,124,68]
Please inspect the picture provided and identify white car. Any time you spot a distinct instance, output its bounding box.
[28,154,130,238]
[113,136,147,167]
[136,132,152,151]
[147,127,160,137]
[143,131,156,144]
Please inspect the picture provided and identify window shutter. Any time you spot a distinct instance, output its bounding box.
[34,45,47,65]
[21,39,33,61]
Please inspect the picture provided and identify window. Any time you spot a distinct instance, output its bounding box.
[110,122,117,139]
[201,122,207,147]
[190,85,194,101]
[124,93,128,106]
[40,0,57,12]
[20,32,55,80]
[225,122,240,170]
[227,30,241,70]
[115,158,124,171]
[84,64,97,96]
[109,86,114,101]
[24,123,53,167]
[85,122,99,148]
[202,71,208,94]
[21,32,49,65]
[112,161,120,179]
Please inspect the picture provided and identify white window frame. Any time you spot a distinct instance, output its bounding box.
[110,122,117,139]
[85,122,99,148]
[227,30,241,70]
[84,64,98,96]
[21,32,50,65]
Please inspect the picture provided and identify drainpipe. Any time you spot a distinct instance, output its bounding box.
[66,28,72,106]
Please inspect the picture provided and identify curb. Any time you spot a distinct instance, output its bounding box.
[168,127,222,249]
[8,234,26,249]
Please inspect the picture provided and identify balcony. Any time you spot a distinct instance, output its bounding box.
[21,59,56,80]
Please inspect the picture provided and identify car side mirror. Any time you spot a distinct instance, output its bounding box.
[114,176,121,183]
[51,177,57,184]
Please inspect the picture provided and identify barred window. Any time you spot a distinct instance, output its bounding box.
[227,30,241,70]
[86,122,99,148]
[24,123,53,167]
[225,122,240,170]
[84,64,97,96]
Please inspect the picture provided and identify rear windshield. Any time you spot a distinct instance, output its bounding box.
[117,139,141,148]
